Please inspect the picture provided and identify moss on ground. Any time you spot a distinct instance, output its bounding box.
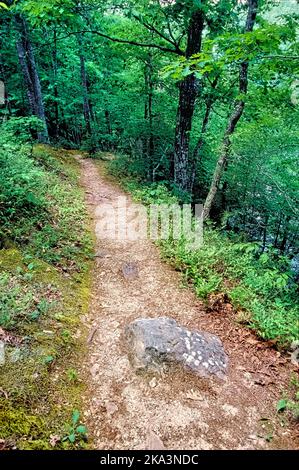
[0,146,94,449]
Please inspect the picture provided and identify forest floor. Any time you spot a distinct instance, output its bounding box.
[77,155,299,450]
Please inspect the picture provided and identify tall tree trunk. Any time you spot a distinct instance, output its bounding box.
[0,64,12,120]
[192,103,212,163]
[203,0,258,221]
[280,216,291,253]
[192,76,219,164]
[52,28,59,139]
[189,103,211,193]
[144,52,154,180]
[174,7,205,192]
[190,75,219,193]
[78,36,92,135]
[261,215,269,252]
[274,214,282,248]
[105,109,112,149]
[105,109,112,135]
[15,14,49,143]
[3,82,12,119]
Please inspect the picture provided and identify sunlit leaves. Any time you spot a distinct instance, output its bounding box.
[17,0,77,26]
[162,22,298,80]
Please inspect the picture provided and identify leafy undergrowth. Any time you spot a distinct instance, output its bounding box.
[109,172,299,349]
[277,375,299,422]
[0,120,93,449]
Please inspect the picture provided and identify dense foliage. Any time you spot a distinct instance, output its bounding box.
[0,120,92,448]
[0,1,298,340]
[115,177,299,346]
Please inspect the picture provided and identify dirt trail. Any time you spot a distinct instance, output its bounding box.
[78,157,298,450]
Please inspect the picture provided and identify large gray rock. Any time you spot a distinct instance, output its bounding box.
[290,340,299,366]
[125,317,228,379]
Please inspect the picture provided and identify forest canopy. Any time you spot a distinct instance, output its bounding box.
[0,0,298,268]
[1,1,298,255]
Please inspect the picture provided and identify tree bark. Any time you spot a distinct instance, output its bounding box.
[174,7,205,192]
[144,52,154,180]
[105,109,112,149]
[261,215,269,252]
[280,216,291,253]
[105,109,112,135]
[203,0,258,220]
[192,102,212,162]
[274,214,282,248]
[0,64,12,120]
[192,76,219,163]
[15,14,49,143]
[190,75,219,193]
[52,28,59,139]
[78,36,92,135]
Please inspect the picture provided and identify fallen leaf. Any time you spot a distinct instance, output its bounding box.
[186,389,204,401]
[246,337,259,345]
[49,434,60,447]
[256,339,278,349]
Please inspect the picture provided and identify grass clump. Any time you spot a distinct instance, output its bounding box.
[162,230,299,347]
[277,375,299,421]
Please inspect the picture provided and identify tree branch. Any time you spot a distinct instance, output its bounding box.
[131,13,181,51]
[36,29,184,55]
[257,54,299,61]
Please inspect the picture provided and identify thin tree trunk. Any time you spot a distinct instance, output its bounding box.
[3,83,11,119]
[144,52,154,180]
[192,76,219,164]
[105,109,112,135]
[52,28,59,139]
[274,214,282,248]
[105,109,112,149]
[192,103,212,163]
[221,177,229,214]
[189,77,218,193]
[15,14,49,143]
[148,60,154,169]
[261,215,269,252]
[189,104,211,193]
[280,216,291,253]
[0,64,12,120]
[203,0,258,220]
[78,36,92,135]
[174,7,205,192]
[16,38,37,115]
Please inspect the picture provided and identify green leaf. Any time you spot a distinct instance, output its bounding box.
[76,425,87,434]
[72,409,80,425]
[68,433,76,443]
[0,2,9,10]
[259,253,269,264]
[182,66,191,77]
[277,399,287,412]
[44,355,54,364]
